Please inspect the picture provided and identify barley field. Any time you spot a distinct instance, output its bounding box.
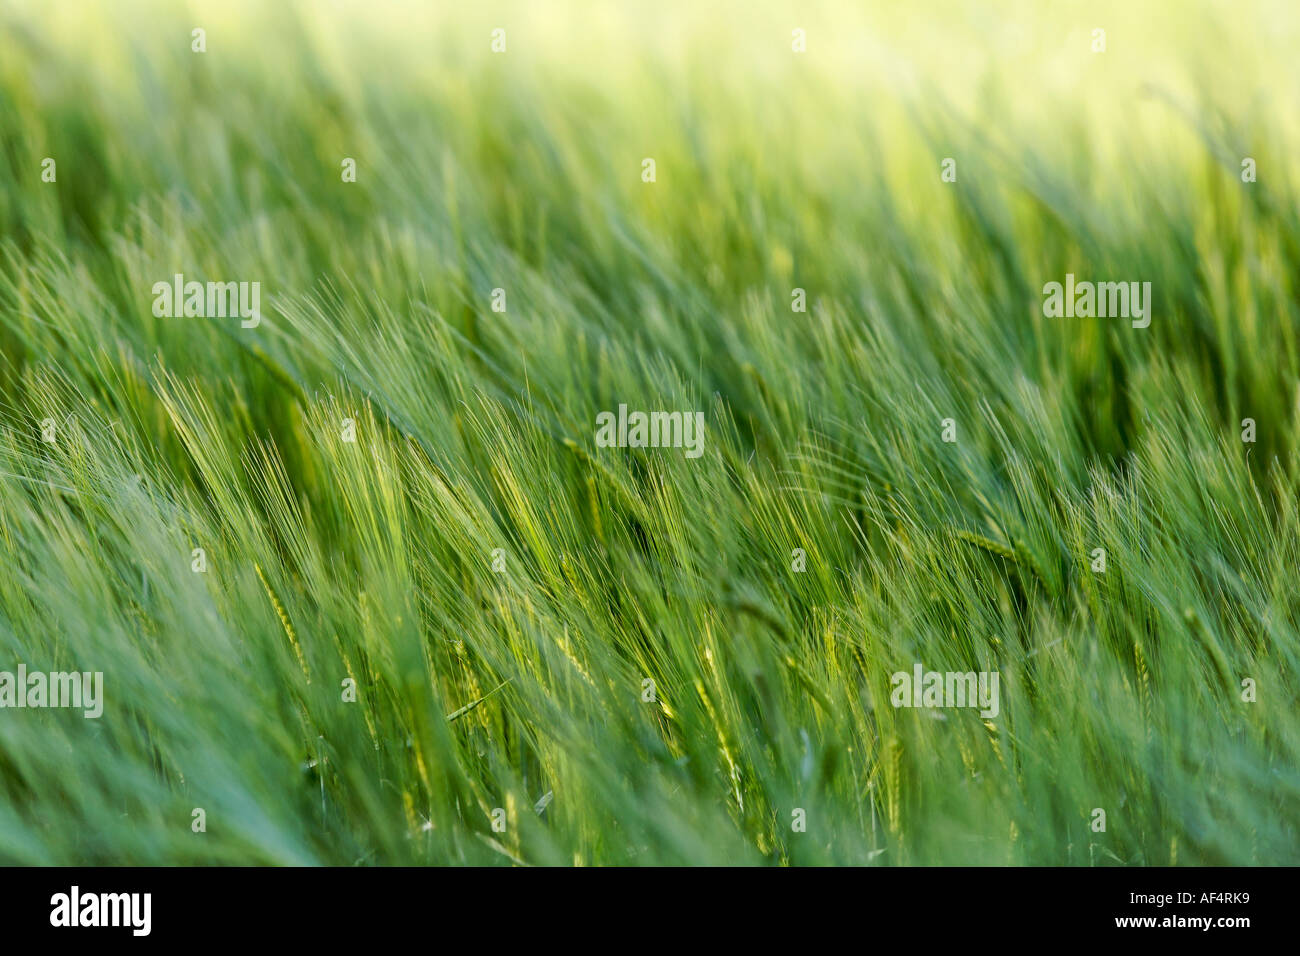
[0,0,1297,865]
